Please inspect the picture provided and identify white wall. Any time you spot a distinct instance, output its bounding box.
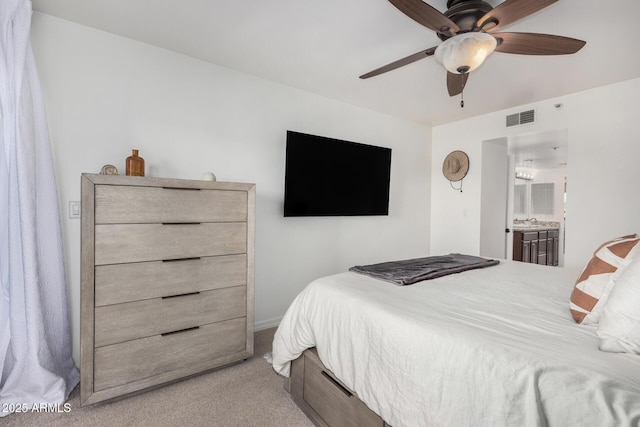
[30,13,432,364]
[431,77,640,271]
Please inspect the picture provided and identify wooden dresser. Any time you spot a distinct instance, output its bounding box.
[80,174,255,405]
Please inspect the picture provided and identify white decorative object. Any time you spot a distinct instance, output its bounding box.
[100,164,118,175]
[201,172,216,181]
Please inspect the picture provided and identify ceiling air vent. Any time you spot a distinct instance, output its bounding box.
[506,109,535,127]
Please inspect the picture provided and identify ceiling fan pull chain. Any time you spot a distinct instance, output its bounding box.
[460,90,464,108]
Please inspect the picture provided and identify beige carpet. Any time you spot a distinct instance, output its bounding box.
[4,328,314,427]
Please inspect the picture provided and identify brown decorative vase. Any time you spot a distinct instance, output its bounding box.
[126,149,145,176]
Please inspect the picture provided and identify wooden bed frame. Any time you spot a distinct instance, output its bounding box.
[284,348,392,427]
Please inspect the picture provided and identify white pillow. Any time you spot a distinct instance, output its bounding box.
[570,234,640,324]
[597,254,640,354]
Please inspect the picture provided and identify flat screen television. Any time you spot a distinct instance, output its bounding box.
[283,131,392,217]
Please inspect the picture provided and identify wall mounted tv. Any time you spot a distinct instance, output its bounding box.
[284,131,392,217]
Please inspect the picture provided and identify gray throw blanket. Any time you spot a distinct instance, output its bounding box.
[349,253,500,286]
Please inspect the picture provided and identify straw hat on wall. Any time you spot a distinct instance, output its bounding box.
[442,150,469,182]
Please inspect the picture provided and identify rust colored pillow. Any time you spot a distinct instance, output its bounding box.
[570,234,639,324]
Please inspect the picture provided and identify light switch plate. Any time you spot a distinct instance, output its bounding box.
[69,201,81,219]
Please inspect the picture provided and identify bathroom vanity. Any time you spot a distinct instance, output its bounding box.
[512,224,560,266]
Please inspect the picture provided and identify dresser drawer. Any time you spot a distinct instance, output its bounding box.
[95,222,246,265]
[94,317,246,391]
[95,185,247,224]
[302,349,384,427]
[95,286,246,347]
[95,254,247,306]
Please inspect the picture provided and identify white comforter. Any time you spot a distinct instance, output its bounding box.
[272,260,640,427]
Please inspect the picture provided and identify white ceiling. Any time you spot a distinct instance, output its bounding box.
[31,0,640,126]
[509,129,567,170]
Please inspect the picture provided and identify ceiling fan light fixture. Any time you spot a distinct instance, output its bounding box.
[435,32,497,74]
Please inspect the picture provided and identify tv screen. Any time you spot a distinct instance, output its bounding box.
[284,131,391,217]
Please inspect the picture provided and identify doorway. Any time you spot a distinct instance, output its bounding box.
[479,129,568,265]
[508,129,568,266]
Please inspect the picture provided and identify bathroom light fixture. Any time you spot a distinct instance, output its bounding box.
[435,32,497,75]
[516,170,534,180]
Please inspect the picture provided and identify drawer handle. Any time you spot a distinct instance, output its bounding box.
[162,291,201,299]
[321,371,352,398]
[162,186,201,191]
[162,257,201,263]
[161,222,201,225]
[161,326,200,336]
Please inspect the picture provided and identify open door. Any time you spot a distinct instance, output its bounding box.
[480,138,509,259]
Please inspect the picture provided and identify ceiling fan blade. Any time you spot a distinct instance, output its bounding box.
[360,47,437,79]
[493,32,586,55]
[389,0,459,35]
[447,72,468,96]
[478,0,558,32]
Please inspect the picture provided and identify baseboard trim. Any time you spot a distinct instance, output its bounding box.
[255,316,282,331]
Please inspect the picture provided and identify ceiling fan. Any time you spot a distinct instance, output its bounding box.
[360,0,586,106]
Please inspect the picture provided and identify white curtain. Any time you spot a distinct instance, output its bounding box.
[0,0,79,416]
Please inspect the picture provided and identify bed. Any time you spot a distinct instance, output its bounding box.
[271,259,640,427]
